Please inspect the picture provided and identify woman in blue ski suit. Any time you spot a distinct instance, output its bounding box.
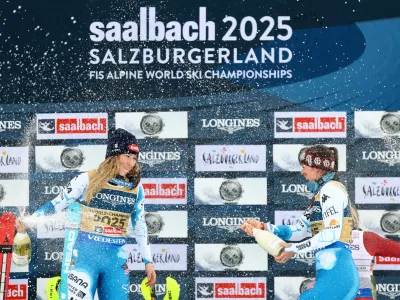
[22,128,156,300]
[242,145,359,300]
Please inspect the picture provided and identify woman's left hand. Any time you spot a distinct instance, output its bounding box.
[145,263,157,286]
[274,242,295,264]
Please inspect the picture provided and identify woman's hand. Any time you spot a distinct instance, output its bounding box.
[240,219,262,237]
[274,242,295,264]
[15,217,27,233]
[145,263,156,286]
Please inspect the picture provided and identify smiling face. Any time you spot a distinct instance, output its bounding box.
[301,164,327,182]
[118,154,137,177]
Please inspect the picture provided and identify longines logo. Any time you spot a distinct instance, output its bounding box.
[293,252,315,266]
[201,118,260,134]
[60,148,85,169]
[44,185,67,195]
[377,283,400,299]
[0,121,21,132]
[281,184,313,199]
[139,151,181,167]
[44,251,63,262]
[362,151,400,166]
[380,212,400,234]
[95,192,137,206]
[202,217,260,233]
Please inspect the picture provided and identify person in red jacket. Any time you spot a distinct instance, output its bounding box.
[351,209,400,300]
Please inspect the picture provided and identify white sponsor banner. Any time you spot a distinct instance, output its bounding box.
[37,212,67,239]
[36,113,108,139]
[375,256,400,271]
[355,177,400,204]
[141,178,187,204]
[195,244,268,271]
[35,145,106,172]
[126,244,187,271]
[7,279,28,300]
[115,112,188,139]
[195,145,266,172]
[355,111,400,138]
[0,180,29,207]
[195,277,267,300]
[195,177,267,205]
[0,147,29,173]
[358,210,400,236]
[275,111,347,138]
[275,211,304,225]
[274,277,314,300]
[273,144,346,171]
[143,211,187,238]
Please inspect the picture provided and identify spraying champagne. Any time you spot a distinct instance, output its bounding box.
[250,226,285,257]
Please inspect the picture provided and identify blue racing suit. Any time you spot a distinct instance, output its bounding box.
[33,171,152,300]
[268,180,360,300]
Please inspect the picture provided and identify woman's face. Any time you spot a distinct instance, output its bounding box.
[301,164,326,182]
[118,154,137,176]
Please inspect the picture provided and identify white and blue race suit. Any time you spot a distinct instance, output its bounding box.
[33,170,152,300]
[268,180,360,300]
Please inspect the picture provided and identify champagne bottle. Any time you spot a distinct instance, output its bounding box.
[252,227,285,256]
[12,223,31,266]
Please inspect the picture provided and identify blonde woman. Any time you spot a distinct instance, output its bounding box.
[20,128,156,299]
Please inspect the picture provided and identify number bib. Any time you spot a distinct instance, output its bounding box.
[80,205,130,237]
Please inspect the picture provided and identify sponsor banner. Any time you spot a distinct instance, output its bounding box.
[126,244,187,271]
[143,211,187,238]
[275,210,304,225]
[141,178,187,204]
[7,279,28,300]
[36,113,108,139]
[375,276,400,300]
[37,278,99,300]
[274,277,315,300]
[355,177,400,204]
[37,212,67,239]
[191,109,265,139]
[195,177,267,205]
[353,140,400,171]
[195,209,268,242]
[35,145,106,173]
[375,256,400,271]
[115,111,188,139]
[0,114,29,141]
[125,275,188,299]
[275,111,347,138]
[195,277,267,300]
[272,174,313,206]
[138,143,187,172]
[195,145,266,172]
[30,176,73,204]
[0,147,29,173]
[0,180,29,207]
[195,244,268,271]
[35,239,65,274]
[355,111,400,138]
[358,210,400,237]
[273,144,346,172]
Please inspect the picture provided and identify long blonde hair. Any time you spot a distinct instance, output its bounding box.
[350,206,360,230]
[84,156,141,204]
